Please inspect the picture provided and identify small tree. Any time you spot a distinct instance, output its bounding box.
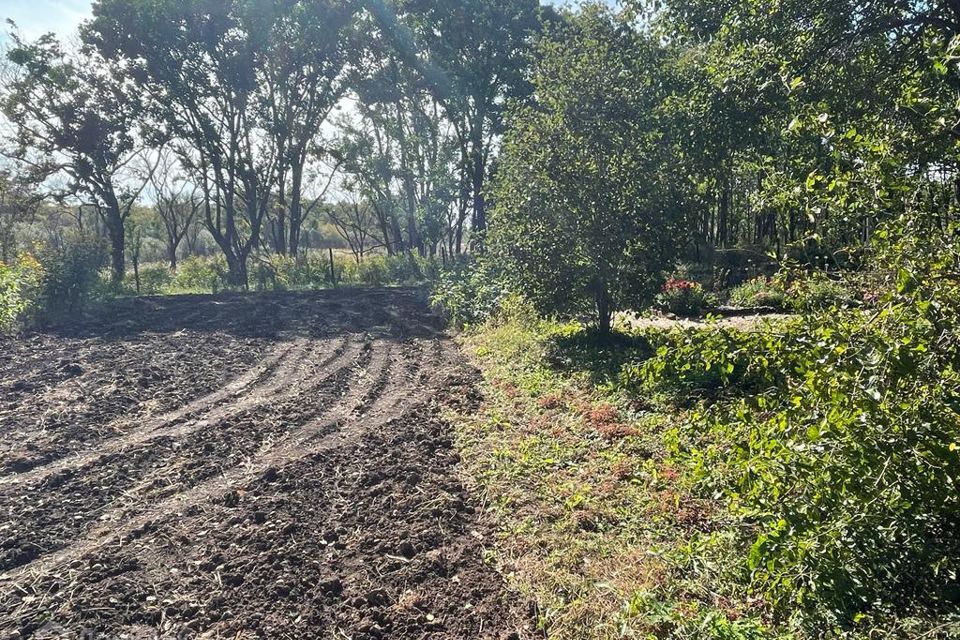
[490,6,685,333]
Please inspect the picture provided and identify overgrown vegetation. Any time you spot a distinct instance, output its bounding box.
[452,214,960,638]
[2,0,960,636]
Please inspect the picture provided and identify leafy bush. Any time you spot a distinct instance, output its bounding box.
[727,276,788,309]
[430,255,514,327]
[0,253,42,332]
[654,278,716,316]
[786,272,852,311]
[124,265,174,295]
[35,239,109,321]
[169,255,228,293]
[340,253,435,287]
[641,216,960,630]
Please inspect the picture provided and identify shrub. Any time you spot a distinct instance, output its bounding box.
[654,278,716,316]
[168,255,227,293]
[643,216,960,630]
[0,253,42,332]
[124,264,173,295]
[430,255,514,327]
[35,239,109,321]
[786,272,852,311]
[727,276,788,309]
[626,324,790,396]
[340,253,434,287]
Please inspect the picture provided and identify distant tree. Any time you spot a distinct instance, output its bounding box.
[326,195,378,262]
[147,149,201,270]
[490,7,685,333]
[2,33,147,284]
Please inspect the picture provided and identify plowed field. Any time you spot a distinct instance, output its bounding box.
[0,289,528,640]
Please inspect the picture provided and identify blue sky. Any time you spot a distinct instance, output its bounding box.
[1,0,91,39]
[1,0,598,40]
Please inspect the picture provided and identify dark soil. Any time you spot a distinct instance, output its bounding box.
[0,288,532,640]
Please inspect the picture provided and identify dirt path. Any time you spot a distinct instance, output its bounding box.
[0,289,530,640]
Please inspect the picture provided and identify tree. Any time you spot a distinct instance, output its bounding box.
[371,0,543,240]
[87,0,359,286]
[490,6,686,333]
[2,33,147,284]
[262,0,358,256]
[639,0,960,256]
[147,149,201,269]
[326,195,378,262]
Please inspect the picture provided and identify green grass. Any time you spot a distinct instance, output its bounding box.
[451,315,771,639]
[450,310,960,639]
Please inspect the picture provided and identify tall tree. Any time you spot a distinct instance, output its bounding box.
[370,0,542,240]
[2,33,147,283]
[87,0,359,286]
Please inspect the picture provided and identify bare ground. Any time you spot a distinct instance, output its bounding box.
[0,289,532,640]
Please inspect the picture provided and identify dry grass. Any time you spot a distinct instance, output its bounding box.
[447,317,767,640]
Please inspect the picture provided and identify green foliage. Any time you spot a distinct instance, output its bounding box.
[0,254,42,333]
[340,253,435,287]
[34,239,110,322]
[727,277,789,310]
[627,324,789,397]
[654,278,717,316]
[169,255,228,294]
[490,7,685,332]
[641,215,960,632]
[123,265,173,296]
[785,272,853,312]
[430,256,514,328]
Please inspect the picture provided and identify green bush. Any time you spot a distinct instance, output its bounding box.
[727,276,789,309]
[786,272,853,311]
[430,255,515,327]
[654,278,717,316]
[340,253,435,287]
[625,323,792,397]
[35,239,109,321]
[124,264,174,295]
[0,253,42,332]
[641,216,960,630]
[168,255,227,293]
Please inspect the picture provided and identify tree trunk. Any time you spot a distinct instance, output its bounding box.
[168,239,178,270]
[224,252,247,289]
[595,284,612,335]
[101,195,125,286]
[288,164,304,256]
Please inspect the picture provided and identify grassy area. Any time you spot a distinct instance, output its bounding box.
[450,314,770,639]
[450,308,960,640]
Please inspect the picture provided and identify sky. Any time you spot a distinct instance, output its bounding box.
[1,0,91,39]
[0,0,595,41]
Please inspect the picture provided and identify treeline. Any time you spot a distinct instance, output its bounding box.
[2,0,958,320]
[482,0,960,330]
[0,0,552,287]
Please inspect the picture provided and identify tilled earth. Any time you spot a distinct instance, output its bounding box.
[0,289,531,640]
